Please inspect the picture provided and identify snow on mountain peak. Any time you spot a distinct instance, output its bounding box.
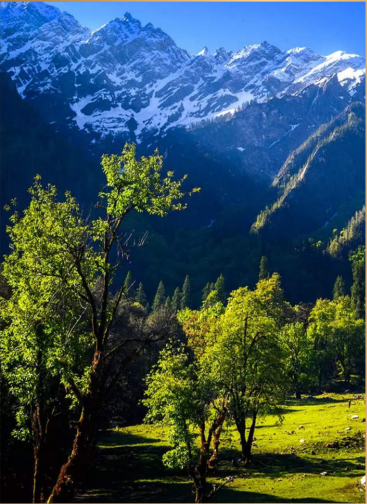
[0,1,62,22]
[0,3,365,141]
[197,47,210,57]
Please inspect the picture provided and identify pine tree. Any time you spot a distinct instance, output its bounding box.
[172,287,182,312]
[181,275,191,309]
[124,270,135,298]
[351,261,365,319]
[152,281,166,312]
[259,256,269,281]
[165,296,172,310]
[202,282,211,302]
[215,274,226,304]
[333,276,345,300]
[135,282,147,307]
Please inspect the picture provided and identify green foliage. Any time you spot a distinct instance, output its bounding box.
[143,343,201,471]
[251,107,365,239]
[214,274,226,304]
[124,271,135,299]
[259,255,269,281]
[333,275,345,300]
[349,246,365,319]
[152,281,166,312]
[180,275,191,309]
[210,275,286,421]
[0,179,92,439]
[1,142,197,446]
[280,322,316,397]
[178,292,225,359]
[99,144,200,218]
[135,282,147,308]
[331,296,365,382]
[171,287,182,313]
[201,282,213,302]
[307,295,365,387]
[327,207,365,258]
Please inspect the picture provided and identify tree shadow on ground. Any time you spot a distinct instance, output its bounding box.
[284,396,354,407]
[75,429,364,504]
[97,430,164,448]
[217,451,365,480]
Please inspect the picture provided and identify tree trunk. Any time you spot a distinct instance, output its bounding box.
[239,428,247,459]
[295,390,301,399]
[32,404,47,503]
[33,444,45,503]
[208,408,227,469]
[47,406,93,503]
[193,440,210,503]
[208,426,222,469]
[243,411,257,464]
[47,349,104,503]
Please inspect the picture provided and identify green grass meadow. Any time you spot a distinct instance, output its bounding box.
[77,393,365,503]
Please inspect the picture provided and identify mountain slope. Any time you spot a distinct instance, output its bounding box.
[0,72,101,254]
[1,2,365,144]
[251,103,365,238]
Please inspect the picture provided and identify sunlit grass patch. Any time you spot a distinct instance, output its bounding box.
[76,392,365,503]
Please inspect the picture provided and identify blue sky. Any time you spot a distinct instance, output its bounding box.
[48,2,366,56]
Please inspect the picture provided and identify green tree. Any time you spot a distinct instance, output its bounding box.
[135,282,147,308]
[214,274,226,304]
[144,343,228,503]
[1,143,198,503]
[280,321,316,399]
[178,293,226,467]
[331,296,365,385]
[152,281,166,312]
[202,282,212,302]
[307,299,337,391]
[181,275,191,309]
[165,296,172,310]
[208,274,286,462]
[259,255,269,281]
[350,246,365,319]
[124,271,135,298]
[171,287,182,313]
[1,181,91,503]
[333,275,345,300]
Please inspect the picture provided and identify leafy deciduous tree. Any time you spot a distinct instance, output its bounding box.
[1,143,199,503]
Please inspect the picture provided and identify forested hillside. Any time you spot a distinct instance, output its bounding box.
[0,3,365,503]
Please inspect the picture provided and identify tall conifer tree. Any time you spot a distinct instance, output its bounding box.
[135,282,147,307]
[215,274,226,304]
[181,275,191,309]
[152,281,166,312]
[172,287,182,312]
[259,256,269,281]
[124,271,135,298]
[333,276,345,300]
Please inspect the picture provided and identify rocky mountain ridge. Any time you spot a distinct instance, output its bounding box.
[1,1,365,143]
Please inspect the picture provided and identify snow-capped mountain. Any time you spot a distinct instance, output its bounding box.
[0,2,365,142]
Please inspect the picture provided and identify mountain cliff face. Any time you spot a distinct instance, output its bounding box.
[252,103,365,239]
[0,2,365,304]
[1,1,365,144]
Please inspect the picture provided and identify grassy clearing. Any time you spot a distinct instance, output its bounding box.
[77,392,365,503]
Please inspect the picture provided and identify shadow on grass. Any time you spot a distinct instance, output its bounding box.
[284,396,350,407]
[217,451,365,480]
[97,430,164,448]
[211,487,343,503]
[75,429,363,503]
